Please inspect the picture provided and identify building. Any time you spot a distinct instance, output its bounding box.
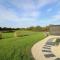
[50,25,60,35]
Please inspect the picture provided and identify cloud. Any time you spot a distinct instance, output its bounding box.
[0,5,34,21]
[51,10,60,20]
[52,14,60,20]
[10,0,57,17]
[11,0,58,10]
[33,0,58,8]
[11,0,35,11]
[0,4,37,26]
[0,0,60,27]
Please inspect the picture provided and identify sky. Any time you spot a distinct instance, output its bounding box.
[0,0,60,28]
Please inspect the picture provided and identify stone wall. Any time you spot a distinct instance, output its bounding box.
[50,25,60,35]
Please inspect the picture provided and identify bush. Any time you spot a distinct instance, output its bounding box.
[55,38,60,46]
[14,31,29,37]
[14,31,21,37]
[0,32,2,39]
[14,31,17,37]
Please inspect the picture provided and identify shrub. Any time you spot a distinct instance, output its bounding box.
[0,32,2,39]
[14,31,17,37]
[55,38,60,46]
[14,31,30,38]
[14,31,21,37]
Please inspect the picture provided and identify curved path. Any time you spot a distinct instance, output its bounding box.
[31,36,60,60]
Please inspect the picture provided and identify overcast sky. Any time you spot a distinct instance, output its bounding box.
[0,0,60,28]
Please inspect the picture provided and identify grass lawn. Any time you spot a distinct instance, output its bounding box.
[0,31,46,60]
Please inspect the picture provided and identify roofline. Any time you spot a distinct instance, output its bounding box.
[49,25,60,26]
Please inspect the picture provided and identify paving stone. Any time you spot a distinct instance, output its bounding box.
[44,45,51,47]
[55,58,60,60]
[43,47,51,49]
[44,54,55,58]
[42,50,51,52]
[46,42,54,46]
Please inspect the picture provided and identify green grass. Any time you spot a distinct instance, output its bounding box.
[3,32,14,39]
[0,31,46,60]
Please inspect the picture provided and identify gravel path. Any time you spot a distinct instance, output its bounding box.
[31,36,60,60]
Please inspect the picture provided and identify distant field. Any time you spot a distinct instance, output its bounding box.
[0,31,46,60]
